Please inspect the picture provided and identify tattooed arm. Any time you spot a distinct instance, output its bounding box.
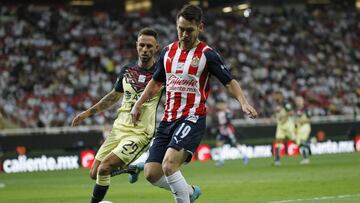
[71,89,123,126]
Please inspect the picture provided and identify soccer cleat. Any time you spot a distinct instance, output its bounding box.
[300,159,310,165]
[242,155,249,165]
[273,161,281,166]
[111,166,137,177]
[190,185,201,203]
[215,160,224,167]
[128,162,145,184]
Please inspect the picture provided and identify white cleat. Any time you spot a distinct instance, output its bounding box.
[300,159,310,165]
[273,161,281,166]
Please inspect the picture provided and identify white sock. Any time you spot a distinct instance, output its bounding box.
[165,171,191,203]
[237,147,244,159]
[152,175,171,191]
[219,146,224,162]
[153,175,194,195]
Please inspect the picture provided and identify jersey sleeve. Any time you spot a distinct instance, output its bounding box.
[152,47,168,83]
[114,65,127,92]
[204,49,233,85]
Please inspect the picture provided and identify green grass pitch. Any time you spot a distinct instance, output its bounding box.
[1,152,360,203]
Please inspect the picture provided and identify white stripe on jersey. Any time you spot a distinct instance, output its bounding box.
[188,51,207,117]
[171,47,182,73]
[198,46,211,109]
[176,48,196,120]
[163,44,171,119]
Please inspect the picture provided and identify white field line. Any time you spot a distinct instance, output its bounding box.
[268,193,360,203]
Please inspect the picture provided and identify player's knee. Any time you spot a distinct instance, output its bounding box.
[144,170,158,183]
[89,170,97,180]
[97,163,111,175]
[144,163,163,183]
[162,161,177,176]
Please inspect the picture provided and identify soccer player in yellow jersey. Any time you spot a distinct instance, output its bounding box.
[273,92,295,166]
[294,96,311,164]
[71,28,163,203]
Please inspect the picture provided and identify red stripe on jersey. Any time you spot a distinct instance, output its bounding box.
[170,92,182,120]
[179,50,188,63]
[163,91,172,121]
[181,93,196,118]
[195,67,209,115]
[175,50,187,74]
[188,42,206,75]
[166,42,179,73]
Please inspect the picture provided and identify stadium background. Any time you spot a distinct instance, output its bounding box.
[0,0,360,202]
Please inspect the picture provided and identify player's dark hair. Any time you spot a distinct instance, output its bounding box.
[176,4,203,24]
[138,27,158,40]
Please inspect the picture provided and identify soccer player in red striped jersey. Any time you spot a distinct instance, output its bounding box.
[131,4,257,203]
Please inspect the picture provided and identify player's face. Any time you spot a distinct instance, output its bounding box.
[295,96,304,109]
[177,16,203,50]
[136,35,158,63]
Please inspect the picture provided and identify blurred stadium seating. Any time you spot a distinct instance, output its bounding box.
[0,1,359,128]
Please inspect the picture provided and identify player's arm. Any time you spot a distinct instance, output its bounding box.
[72,66,126,126]
[299,112,310,125]
[71,89,123,126]
[226,80,257,119]
[131,47,167,125]
[205,49,257,119]
[131,79,163,125]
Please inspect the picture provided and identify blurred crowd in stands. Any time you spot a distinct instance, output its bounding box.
[0,5,359,127]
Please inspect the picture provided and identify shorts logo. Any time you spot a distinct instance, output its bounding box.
[174,137,180,144]
[191,57,200,68]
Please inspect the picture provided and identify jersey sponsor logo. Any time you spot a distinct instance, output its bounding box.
[167,75,198,93]
[138,75,146,83]
[124,91,132,100]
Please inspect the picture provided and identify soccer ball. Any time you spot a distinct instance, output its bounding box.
[99,201,112,203]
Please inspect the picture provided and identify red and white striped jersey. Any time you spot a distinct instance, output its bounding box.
[153,41,233,122]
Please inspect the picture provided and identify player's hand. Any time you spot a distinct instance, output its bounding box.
[130,102,142,126]
[71,111,89,126]
[242,103,258,119]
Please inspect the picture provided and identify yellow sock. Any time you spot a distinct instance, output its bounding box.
[96,175,110,186]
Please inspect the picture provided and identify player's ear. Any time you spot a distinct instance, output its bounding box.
[156,43,160,52]
[198,22,204,32]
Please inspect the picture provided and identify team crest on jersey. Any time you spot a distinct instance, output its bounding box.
[191,57,200,67]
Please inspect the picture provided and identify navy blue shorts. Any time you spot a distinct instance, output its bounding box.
[146,116,206,163]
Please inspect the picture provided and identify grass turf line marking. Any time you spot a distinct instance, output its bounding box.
[268,193,360,203]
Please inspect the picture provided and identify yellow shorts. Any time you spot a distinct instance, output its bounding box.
[275,120,295,140]
[95,128,151,166]
[296,124,311,145]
